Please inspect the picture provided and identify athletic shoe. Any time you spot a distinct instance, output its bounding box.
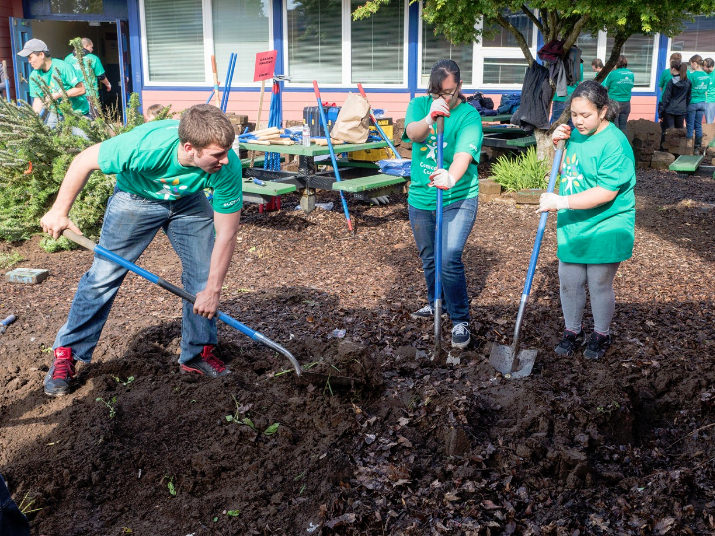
[451,322,471,349]
[44,347,76,397]
[583,332,611,360]
[180,345,230,378]
[410,304,434,319]
[554,330,584,356]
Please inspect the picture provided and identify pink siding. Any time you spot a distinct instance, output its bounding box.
[142,90,658,122]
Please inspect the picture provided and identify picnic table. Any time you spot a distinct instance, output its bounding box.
[238,140,407,213]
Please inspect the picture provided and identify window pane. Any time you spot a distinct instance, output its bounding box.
[51,0,103,14]
[577,32,599,76]
[483,57,528,84]
[606,34,655,87]
[421,23,473,85]
[287,0,342,84]
[481,13,533,48]
[145,0,205,83]
[670,16,715,54]
[213,0,271,83]
[351,0,404,84]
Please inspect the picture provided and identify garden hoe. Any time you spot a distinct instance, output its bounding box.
[63,230,302,376]
[489,140,565,379]
[433,114,445,357]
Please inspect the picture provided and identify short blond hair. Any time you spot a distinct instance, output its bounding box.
[178,104,235,149]
[145,103,163,120]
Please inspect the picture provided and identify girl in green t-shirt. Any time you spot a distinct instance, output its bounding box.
[403,59,484,350]
[537,80,636,360]
[703,57,715,123]
[686,55,710,151]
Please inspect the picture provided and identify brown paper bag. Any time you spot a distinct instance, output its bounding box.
[331,92,371,143]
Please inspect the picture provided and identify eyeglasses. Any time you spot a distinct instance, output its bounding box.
[432,89,458,99]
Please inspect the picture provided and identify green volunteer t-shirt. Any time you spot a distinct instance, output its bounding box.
[402,96,483,211]
[98,120,243,213]
[553,64,583,102]
[29,58,90,116]
[707,71,715,103]
[602,68,635,102]
[556,122,635,264]
[64,52,105,98]
[657,69,673,102]
[689,70,710,103]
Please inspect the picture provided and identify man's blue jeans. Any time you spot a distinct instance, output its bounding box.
[54,191,217,364]
[706,102,715,124]
[686,101,707,139]
[408,197,478,325]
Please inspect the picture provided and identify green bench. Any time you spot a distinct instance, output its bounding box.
[241,179,296,204]
[669,154,704,173]
[331,174,406,193]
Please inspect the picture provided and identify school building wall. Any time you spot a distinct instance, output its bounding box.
[0,0,24,100]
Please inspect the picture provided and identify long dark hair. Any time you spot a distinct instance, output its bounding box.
[571,80,617,122]
[427,59,465,102]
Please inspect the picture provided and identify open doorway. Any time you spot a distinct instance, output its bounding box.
[12,19,131,120]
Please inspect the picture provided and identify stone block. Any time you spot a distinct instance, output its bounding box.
[702,122,715,148]
[478,192,500,203]
[514,188,544,204]
[479,178,502,195]
[650,151,676,170]
[396,144,412,158]
[5,268,49,284]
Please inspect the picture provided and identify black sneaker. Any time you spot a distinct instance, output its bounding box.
[583,332,611,360]
[180,345,230,378]
[44,347,77,396]
[410,304,434,319]
[554,330,584,356]
[451,322,471,349]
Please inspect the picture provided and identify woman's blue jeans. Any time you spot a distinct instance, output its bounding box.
[686,101,707,139]
[53,191,217,364]
[408,197,478,325]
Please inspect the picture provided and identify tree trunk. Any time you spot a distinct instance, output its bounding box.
[534,128,555,163]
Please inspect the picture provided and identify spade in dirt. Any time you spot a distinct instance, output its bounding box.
[489,140,565,379]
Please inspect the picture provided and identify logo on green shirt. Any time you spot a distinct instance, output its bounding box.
[560,154,584,193]
[154,177,189,200]
[417,133,448,163]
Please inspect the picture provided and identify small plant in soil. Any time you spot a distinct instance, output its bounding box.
[0,252,23,269]
[224,394,256,430]
[490,146,551,192]
[95,396,118,418]
[114,375,135,387]
[18,491,43,516]
[166,475,177,497]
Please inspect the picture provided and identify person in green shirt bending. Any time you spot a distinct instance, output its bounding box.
[602,55,634,133]
[17,38,89,127]
[686,55,710,152]
[538,80,636,360]
[703,57,715,123]
[64,38,111,106]
[403,59,483,349]
[39,105,243,396]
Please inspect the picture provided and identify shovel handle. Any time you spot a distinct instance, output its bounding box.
[62,229,302,375]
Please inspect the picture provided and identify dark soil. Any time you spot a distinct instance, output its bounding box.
[0,170,713,535]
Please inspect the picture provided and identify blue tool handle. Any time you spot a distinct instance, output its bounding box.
[1,314,16,327]
[433,117,445,348]
[521,142,564,298]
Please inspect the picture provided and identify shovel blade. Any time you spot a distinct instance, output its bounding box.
[489,344,538,379]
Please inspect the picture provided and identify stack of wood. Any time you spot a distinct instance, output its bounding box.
[225,113,249,135]
[626,119,661,167]
[246,127,294,146]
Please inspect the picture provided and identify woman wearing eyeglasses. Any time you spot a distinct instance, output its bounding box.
[403,59,484,349]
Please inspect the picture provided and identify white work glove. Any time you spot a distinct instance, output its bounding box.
[425,98,450,126]
[537,192,570,213]
[551,124,572,146]
[428,168,457,190]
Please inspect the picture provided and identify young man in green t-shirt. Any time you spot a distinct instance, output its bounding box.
[64,38,111,103]
[40,104,243,396]
[17,38,89,125]
[703,57,715,123]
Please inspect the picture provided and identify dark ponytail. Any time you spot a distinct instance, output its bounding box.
[571,80,618,122]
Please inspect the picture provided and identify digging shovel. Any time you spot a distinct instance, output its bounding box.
[489,140,565,379]
[62,229,301,376]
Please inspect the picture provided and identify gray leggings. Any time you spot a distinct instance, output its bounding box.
[559,261,620,335]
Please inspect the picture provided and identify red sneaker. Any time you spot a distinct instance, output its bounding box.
[180,345,230,378]
[43,347,76,396]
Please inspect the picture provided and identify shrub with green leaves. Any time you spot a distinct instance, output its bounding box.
[0,37,164,252]
[489,146,551,192]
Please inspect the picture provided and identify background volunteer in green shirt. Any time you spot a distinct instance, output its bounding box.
[657,52,682,104]
[686,54,710,151]
[602,55,634,133]
[39,105,243,397]
[538,80,636,360]
[403,59,483,350]
[702,57,715,123]
[17,38,89,122]
[64,38,111,103]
